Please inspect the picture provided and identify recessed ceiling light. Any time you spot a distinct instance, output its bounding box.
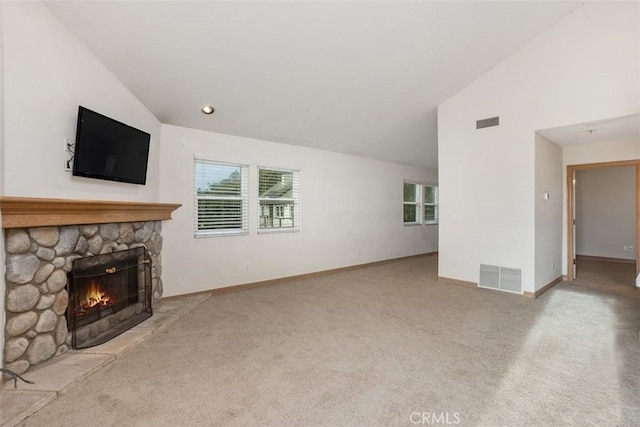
[201,105,215,115]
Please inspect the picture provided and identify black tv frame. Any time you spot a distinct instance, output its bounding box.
[73,106,150,185]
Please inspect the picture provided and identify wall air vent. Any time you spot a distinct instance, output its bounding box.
[479,264,500,289]
[500,267,522,293]
[476,116,500,129]
[479,264,522,294]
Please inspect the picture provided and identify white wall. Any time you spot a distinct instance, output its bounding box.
[575,167,636,260]
[0,2,5,370]
[438,2,639,292]
[534,134,563,290]
[159,125,438,297]
[0,212,4,370]
[564,140,640,167]
[561,139,640,271]
[0,0,4,195]
[2,1,160,202]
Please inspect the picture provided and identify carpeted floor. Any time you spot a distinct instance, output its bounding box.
[18,255,640,426]
[573,256,638,298]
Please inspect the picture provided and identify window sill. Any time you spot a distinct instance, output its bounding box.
[258,228,300,235]
[195,230,249,238]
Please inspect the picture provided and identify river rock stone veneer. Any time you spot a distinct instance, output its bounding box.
[4,221,164,374]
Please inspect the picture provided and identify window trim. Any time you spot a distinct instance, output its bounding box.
[403,180,439,226]
[194,158,249,238]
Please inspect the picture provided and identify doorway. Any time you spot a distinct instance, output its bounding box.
[566,160,640,282]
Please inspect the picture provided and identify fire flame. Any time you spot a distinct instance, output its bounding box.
[85,281,112,308]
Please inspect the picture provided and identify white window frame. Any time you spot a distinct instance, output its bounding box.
[403,181,422,225]
[257,166,300,234]
[194,158,249,237]
[403,181,439,225]
[423,184,439,225]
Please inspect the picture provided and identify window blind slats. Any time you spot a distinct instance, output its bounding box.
[403,182,438,225]
[403,183,417,203]
[258,167,300,231]
[194,159,248,235]
[403,182,420,224]
[424,184,438,224]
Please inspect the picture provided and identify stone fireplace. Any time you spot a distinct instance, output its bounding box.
[1,197,180,375]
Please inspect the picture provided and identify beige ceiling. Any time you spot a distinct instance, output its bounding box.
[46,1,581,169]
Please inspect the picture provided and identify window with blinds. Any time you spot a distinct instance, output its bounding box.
[403,182,421,224]
[403,181,438,225]
[194,159,249,236]
[424,185,438,224]
[258,167,300,232]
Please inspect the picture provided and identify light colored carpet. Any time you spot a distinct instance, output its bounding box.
[18,255,640,426]
[573,257,638,298]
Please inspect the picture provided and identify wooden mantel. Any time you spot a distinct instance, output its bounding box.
[0,196,181,229]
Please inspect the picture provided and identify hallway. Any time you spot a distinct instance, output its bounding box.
[571,258,638,299]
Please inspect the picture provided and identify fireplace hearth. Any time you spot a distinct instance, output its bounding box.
[67,247,152,349]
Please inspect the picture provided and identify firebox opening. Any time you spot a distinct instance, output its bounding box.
[67,247,153,349]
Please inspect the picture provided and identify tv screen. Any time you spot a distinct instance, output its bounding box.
[73,106,150,185]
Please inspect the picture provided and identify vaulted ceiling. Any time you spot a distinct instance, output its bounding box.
[46,1,581,169]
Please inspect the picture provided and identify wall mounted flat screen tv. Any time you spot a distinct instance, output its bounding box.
[73,106,150,185]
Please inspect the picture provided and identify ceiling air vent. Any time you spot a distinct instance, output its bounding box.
[476,116,499,129]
